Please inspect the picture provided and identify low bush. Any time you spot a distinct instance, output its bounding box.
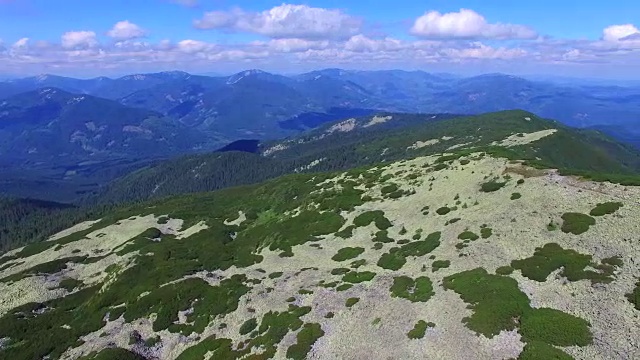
[561,213,595,235]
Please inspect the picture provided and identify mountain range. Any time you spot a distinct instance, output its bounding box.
[1,68,639,203]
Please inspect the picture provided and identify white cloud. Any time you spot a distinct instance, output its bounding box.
[602,24,640,42]
[411,9,537,40]
[254,38,330,53]
[194,4,362,40]
[344,35,404,52]
[107,20,147,40]
[176,39,214,53]
[440,42,527,59]
[61,31,98,49]
[12,37,29,49]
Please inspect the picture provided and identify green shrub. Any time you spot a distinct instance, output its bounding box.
[407,320,429,339]
[58,278,83,291]
[458,231,479,241]
[511,243,615,283]
[517,179,525,185]
[353,210,392,230]
[432,260,451,272]
[436,207,451,215]
[335,225,356,239]
[342,271,376,283]
[495,266,514,275]
[345,298,360,308]
[590,202,623,216]
[373,230,394,243]
[331,268,350,275]
[520,308,592,346]
[443,268,530,337]
[332,247,365,262]
[336,284,353,291]
[377,252,406,270]
[390,276,434,303]
[517,341,573,360]
[286,323,324,360]
[511,192,522,200]
[480,227,493,239]
[561,213,595,235]
[480,180,506,192]
[381,184,399,195]
[269,272,283,279]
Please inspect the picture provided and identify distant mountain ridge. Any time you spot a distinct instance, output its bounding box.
[2,69,639,137]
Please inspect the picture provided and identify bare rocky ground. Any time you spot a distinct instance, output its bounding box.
[0,141,638,359]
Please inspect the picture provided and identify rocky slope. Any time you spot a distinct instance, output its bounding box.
[0,129,638,359]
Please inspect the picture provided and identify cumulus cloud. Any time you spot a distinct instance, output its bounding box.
[411,9,537,40]
[194,4,362,40]
[176,39,215,53]
[107,21,147,40]
[602,24,640,42]
[344,35,404,52]
[61,31,98,49]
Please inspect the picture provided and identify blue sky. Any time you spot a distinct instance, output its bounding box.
[1,0,640,78]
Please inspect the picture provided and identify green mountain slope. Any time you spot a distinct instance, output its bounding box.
[0,148,638,359]
[0,88,207,160]
[92,110,640,205]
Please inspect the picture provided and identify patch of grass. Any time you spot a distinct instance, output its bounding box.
[286,323,324,360]
[372,317,381,325]
[458,231,479,241]
[480,180,506,192]
[350,259,367,268]
[332,247,365,262]
[407,320,429,339]
[589,202,623,216]
[561,213,595,235]
[436,206,451,215]
[390,276,434,303]
[381,184,399,195]
[342,271,376,283]
[496,266,514,275]
[335,225,356,239]
[480,227,493,239]
[517,341,573,360]
[511,192,522,200]
[373,230,394,243]
[331,268,350,275]
[511,243,617,284]
[443,268,530,337]
[298,289,313,295]
[345,298,360,308]
[353,210,392,230]
[269,272,283,279]
[520,308,592,346]
[239,318,258,335]
[336,284,353,291]
[377,252,406,270]
[432,260,450,272]
[58,278,83,291]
